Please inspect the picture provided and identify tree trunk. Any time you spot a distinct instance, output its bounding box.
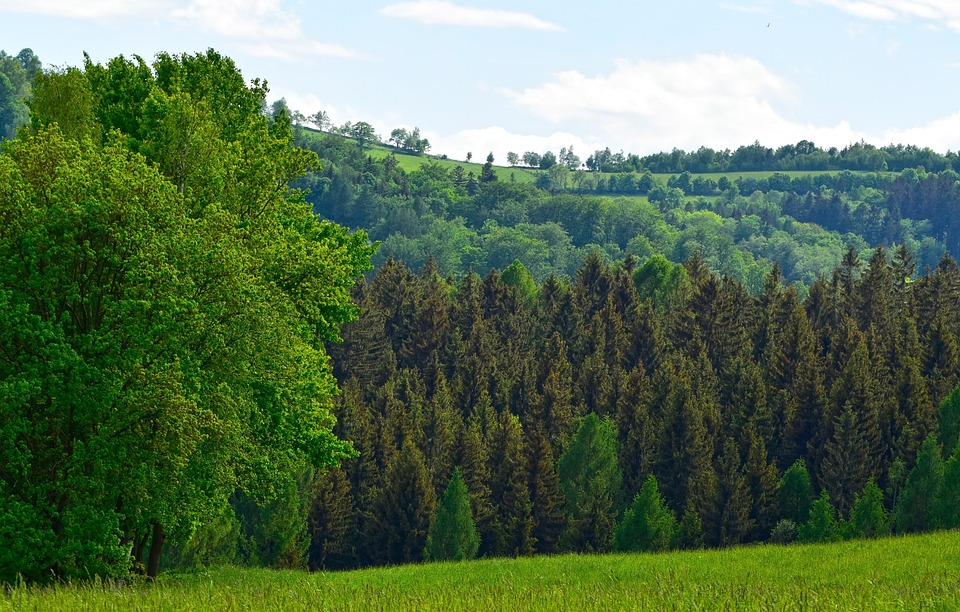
[147,521,166,579]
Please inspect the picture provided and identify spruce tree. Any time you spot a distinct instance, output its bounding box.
[365,440,436,565]
[847,478,889,539]
[307,467,358,570]
[558,414,622,552]
[939,383,960,457]
[893,435,943,534]
[936,445,960,530]
[424,468,480,562]
[798,491,839,543]
[614,475,677,553]
[778,460,813,525]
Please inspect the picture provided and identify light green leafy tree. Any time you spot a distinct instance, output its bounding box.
[0,50,374,582]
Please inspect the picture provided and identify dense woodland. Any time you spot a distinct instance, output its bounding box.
[293,128,960,292]
[3,47,960,580]
[296,247,960,568]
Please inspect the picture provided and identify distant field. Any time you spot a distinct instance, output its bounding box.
[7,532,960,610]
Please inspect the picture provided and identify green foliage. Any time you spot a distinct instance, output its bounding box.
[939,382,960,457]
[894,435,944,534]
[846,479,890,539]
[937,445,960,530]
[0,49,373,582]
[614,475,677,553]
[557,414,622,552]
[424,468,480,562]
[777,460,814,525]
[501,259,538,305]
[798,491,839,543]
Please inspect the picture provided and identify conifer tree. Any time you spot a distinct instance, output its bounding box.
[365,440,436,565]
[307,467,357,570]
[936,445,960,530]
[424,468,480,562]
[819,404,875,515]
[894,435,943,534]
[778,460,813,525]
[713,437,753,547]
[798,491,839,543]
[847,478,889,539]
[614,475,677,553]
[525,425,566,554]
[939,383,960,457]
[558,414,622,552]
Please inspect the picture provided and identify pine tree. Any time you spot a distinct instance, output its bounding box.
[819,404,875,515]
[614,475,677,553]
[423,468,480,562]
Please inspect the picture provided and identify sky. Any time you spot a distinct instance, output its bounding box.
[2,0,960,162]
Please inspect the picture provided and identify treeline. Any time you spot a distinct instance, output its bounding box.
[586,140,958,174]
[296,131,956,290]
[202,243,960,570]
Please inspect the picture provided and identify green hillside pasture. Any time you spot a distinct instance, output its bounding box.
[6,532,960,611]
[365,146,541,184]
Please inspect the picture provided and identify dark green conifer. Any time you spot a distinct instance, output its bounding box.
[307,467,357,570]
[365,440,437,565]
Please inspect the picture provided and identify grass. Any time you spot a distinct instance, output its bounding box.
[5,532,960,610]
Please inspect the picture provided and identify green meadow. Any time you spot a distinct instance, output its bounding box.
[6,532,959,611]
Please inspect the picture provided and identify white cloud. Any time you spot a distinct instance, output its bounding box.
[0,0,170,20]
[502,54,865,154]
[881,111,960,152]
[380,1,563,31]
[801,1,960,31]
[170,0,361,59]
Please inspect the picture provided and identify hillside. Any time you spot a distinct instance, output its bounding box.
[293,127,959,292]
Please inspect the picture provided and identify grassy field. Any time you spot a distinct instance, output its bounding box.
[5,532,960,610]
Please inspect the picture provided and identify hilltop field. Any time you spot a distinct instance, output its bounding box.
[5,532,960,611]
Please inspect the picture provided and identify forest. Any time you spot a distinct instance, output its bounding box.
[2,46,960,581]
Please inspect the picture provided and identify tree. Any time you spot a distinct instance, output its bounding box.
[798,491,839,543]
[0,51,374,582]
[349,121,377,149]
[846,478,889,539]
[309,109,330,131]
[893,435,943,534]
[366,441,437,565]
[940,382,960,457]
[777,460,813,525]
[480,152,497,183]
[557,414,622,552]
[424,468,480,562]
[506,151,519,166]
[614,475,677,553]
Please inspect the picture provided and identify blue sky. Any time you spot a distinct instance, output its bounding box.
[2,0,959,162]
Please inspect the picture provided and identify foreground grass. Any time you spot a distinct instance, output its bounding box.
[5,532,960,611]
